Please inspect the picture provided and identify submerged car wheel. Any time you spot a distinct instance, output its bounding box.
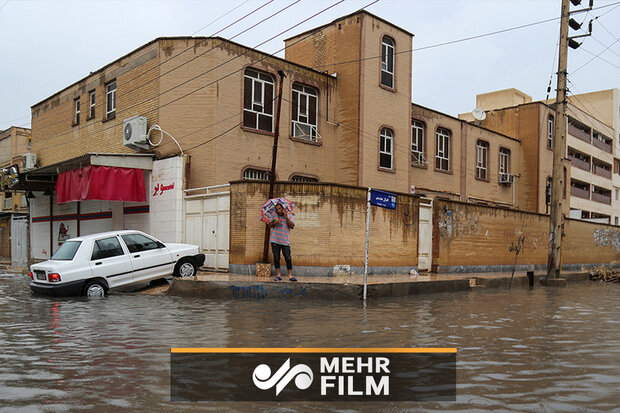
[84,280,107,298]
[175,259,197,277]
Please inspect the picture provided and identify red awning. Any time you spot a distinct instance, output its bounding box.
[56,165,146,204]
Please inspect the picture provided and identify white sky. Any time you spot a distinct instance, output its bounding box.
[1,0,618,132]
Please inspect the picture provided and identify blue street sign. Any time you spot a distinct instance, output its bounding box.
[370,189,397,210]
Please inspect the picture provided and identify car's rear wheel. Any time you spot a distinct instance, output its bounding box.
[174,259,197,277]
[84,280,107,298]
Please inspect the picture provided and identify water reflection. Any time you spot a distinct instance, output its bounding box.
[0,273,618,411]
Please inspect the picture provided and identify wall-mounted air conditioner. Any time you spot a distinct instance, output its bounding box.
[22,153,37,171]
[123,116,149,150]
[499,173,515,185]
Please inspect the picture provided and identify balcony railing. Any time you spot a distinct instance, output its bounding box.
[592,138,612,153]
[592,191,611,205]
[568,155,590,172]
[568,123,591,143]
[592,164,612,179]
[570,186,590,199]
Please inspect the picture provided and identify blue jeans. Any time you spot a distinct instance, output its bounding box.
[271,243,292,270]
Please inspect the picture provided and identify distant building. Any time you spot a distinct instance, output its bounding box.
[461,88,618,225]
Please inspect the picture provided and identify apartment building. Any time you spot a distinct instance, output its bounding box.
[0,126,32,265]
[461,88,616,224]
[21,11,539,264]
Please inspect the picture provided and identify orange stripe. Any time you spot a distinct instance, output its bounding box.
[170,348,457,353]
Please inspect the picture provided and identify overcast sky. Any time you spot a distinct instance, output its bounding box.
[1,0,618,132]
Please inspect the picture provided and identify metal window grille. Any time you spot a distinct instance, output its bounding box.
[291,175,318,183]
[243,69,274,132]
[243,169,271,181]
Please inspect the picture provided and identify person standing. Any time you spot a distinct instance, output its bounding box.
[268,203,296,281]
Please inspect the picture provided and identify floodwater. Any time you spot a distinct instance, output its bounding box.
[0,272,618,412]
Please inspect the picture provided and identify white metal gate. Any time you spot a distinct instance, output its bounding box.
[184,185,230,272]
[418,198,433,272]
[11,214,28,267]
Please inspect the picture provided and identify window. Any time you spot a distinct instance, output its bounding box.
[615,217,619,226]
[74,97,80,124]
[50,241,81,261]
[435,127,450,171]
[475,140,489,180]
[546,177,552,205]
[411,119,425,166]
[379,128,393,169]
[380,36,394,88]
[499,147,511,174]
[89,90,96,118]
[616,189,619,201]
[3,192,11,210]
[292,83,318,141]
[615,159,620,175]
[243,69,274,132]
[243,168,271,181]
[105,80,116,119]
[91,237,125,260]
[547,115,554,149]
[121,233,163,253]
[291,175,318,183]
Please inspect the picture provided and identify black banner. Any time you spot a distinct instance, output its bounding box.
[170,349,456,402]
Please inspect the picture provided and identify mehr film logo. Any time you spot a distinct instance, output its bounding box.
[170,348,457,402]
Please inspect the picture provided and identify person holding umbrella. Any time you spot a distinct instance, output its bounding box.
[263,200,296,281]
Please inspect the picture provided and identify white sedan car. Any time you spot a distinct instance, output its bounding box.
[29,230,205,297]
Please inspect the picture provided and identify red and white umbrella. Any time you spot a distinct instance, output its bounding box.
[259,197,295,223]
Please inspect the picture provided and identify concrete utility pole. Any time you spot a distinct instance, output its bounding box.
[547,0,570,279]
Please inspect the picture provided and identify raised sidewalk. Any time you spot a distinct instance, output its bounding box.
[165,270,592,300]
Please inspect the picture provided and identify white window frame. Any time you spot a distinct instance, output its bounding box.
[435,128,450,171]
[476,140,489,180]
[499,147,511,174]
[381,36,394,88]
[379,128,393,170]
[89,90,96,118]
[106,80,116,119]
[411,119,425,165]
[292,83,318,141]
[243,69,274,132]
[74,97,80,124]
[243,168,271,181]
[547,115,554,149]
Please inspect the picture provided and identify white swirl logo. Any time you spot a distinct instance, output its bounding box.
[252,358,313,395]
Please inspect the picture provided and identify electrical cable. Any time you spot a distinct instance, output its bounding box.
[191,0,252,36]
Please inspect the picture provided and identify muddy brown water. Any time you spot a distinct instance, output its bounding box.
[1,273,618,412]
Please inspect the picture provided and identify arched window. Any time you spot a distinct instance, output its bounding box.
[243,69,274,132]
[435,127,451,171]
[380,128,394,169]
[381,36,394,88]
[242,168,271,181]
[475,140,489,180]
[411,119,425,166]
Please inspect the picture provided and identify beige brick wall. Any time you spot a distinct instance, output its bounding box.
[230,181,419,268]
[31,42,160,166]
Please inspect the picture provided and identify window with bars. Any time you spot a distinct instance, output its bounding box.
[381,36,394,88]
[74,97,80,124]
[105,80,116,119]
[476,140,489,180]
[380,128,393,169]
[435,127,450,171]
[499,147,511,174]
[243,69,274,133]
[89,90,96,119]
[292,83,318,141]
[547,115,554,149]
[291,175,318,183]
[411,119,425,166]
[243,168,271,181]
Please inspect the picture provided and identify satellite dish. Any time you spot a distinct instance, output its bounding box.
[472,108,486,121]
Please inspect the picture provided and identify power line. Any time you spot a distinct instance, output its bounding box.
[32,0,353,154]
[572,39,620,73]
[0,0,9,12]
[191,0,252,36]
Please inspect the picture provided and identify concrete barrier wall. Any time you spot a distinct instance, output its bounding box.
[229,181,419,275]
[433,199,619,272]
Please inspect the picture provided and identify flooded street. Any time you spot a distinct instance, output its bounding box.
[1,272,618,412]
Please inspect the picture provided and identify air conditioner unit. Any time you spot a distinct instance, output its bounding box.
[123,116,149,150]
[499,173,515,185]
[22,153,37,171]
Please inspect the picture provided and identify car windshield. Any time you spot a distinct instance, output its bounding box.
[51,241,82,261]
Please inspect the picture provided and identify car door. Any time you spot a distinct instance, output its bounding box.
[89,236,133,288]
[120,233,174,283]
